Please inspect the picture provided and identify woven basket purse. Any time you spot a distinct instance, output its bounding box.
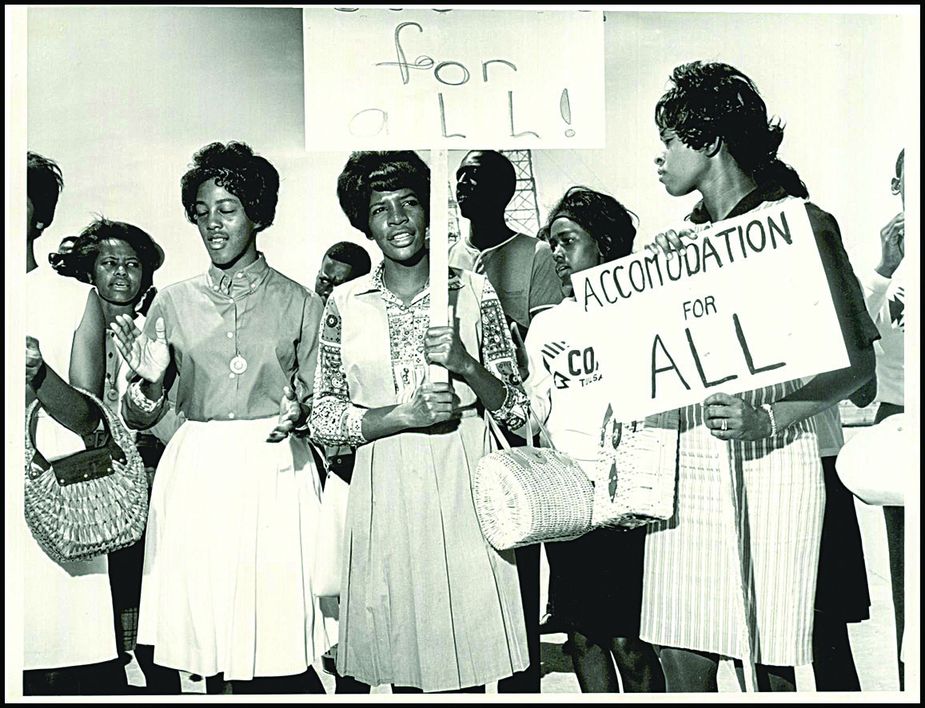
[590,407,680,529]
[24,389,148,564]
[473,411,594,552]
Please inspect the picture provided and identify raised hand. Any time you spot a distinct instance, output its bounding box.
[267,385,303,443]
[26,336,45,388]
[877,212,904,278]
[401,382,461,429]
[424,325,475,376]
[110,314,170,384]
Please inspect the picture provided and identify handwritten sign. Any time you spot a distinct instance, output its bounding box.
[568,199,850,421]
[303,8,605,149]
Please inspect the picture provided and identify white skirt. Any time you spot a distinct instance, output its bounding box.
[136,417,336,680]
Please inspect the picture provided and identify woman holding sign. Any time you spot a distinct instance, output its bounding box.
[519,187,665,693]
[643,61,878,692]
[309,150,530,693]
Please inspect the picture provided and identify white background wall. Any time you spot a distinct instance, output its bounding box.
[19,7,916,292]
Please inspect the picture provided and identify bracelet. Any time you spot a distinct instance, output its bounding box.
[760,403,778,438]
[128,379,164,413]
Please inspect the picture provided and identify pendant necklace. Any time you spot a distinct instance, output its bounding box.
[229,283,250,375]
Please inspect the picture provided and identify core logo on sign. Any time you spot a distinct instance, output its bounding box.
[542,340,602,390]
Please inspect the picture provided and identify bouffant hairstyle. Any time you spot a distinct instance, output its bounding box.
[326,240,372,277]
[546,187,637,262]
[180,141,279,232]
[27,151,64,227]
[68,218,164,314]
[336,151,430,237]
[655,61,808,199]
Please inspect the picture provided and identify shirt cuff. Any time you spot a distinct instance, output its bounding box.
[344,407,368,447]
[865,268,892,293]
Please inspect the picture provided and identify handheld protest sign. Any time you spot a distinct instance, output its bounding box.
[567,198,850,421]
[429,148,449,384]
[303,8,605,150]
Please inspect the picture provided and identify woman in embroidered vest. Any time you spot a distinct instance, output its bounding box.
[641,61,879,692]
[309,150,529,693]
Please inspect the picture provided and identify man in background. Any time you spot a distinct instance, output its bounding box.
[450,149,563,693]
[311,240,372,695]
[314,241,371,304]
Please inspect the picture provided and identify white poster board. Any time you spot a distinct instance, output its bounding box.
[303,8,605,150]
[569,198,850,421]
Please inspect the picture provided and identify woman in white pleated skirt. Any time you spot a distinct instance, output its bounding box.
[112,141,335,693]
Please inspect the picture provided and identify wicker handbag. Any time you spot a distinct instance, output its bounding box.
[590,406,679,529]
[473,411,594,552]
[24,389,148,564]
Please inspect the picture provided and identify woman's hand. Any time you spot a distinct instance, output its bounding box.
[267,385,303,443]
[110,314,170,384]
[26,336,45,388]
[643,227,700,258]
[877,212,904,278]
[399,382,461,429]
[702,392,772,441]
[424,325,476,376]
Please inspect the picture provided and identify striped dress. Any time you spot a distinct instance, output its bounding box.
[640,381,824,666]
[640,186,880,668]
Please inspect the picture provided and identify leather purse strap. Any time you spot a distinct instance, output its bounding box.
[28,393,126,472]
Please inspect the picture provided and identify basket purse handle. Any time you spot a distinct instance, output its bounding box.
[27,393,126,472]
[484,401,557,453]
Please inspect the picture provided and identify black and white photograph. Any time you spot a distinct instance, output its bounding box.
[5,3,920,699]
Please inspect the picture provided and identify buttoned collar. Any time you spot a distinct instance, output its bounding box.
[689,183,790,225]
[354,261,463,307]
[207,253,270,298]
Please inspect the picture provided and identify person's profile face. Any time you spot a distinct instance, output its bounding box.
[548,216,602,297]
[92,238,144,306]
[193,178,260,269]
[455,151,509,219]
[367,187,427,264]
[314,255,355,302]
[655,129,710,197]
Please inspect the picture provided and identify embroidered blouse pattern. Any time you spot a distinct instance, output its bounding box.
[311,264,527,447]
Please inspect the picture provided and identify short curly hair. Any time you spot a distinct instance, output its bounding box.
[336,151,430,237]
[326,241,372,277]
[68,218,164,295]
[27,151,64,227]
[180,141,279,231]
[546,187,637,262]
[655,61,808,198]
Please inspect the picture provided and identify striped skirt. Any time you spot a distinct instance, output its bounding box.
[640,384,825,667]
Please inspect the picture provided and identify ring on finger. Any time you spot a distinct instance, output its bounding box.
[721,419,728,432]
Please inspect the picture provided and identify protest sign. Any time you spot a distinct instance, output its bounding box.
[568,198,850,421]
[302,8,605,150]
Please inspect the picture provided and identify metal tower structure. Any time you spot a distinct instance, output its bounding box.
[501,149,541,237]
